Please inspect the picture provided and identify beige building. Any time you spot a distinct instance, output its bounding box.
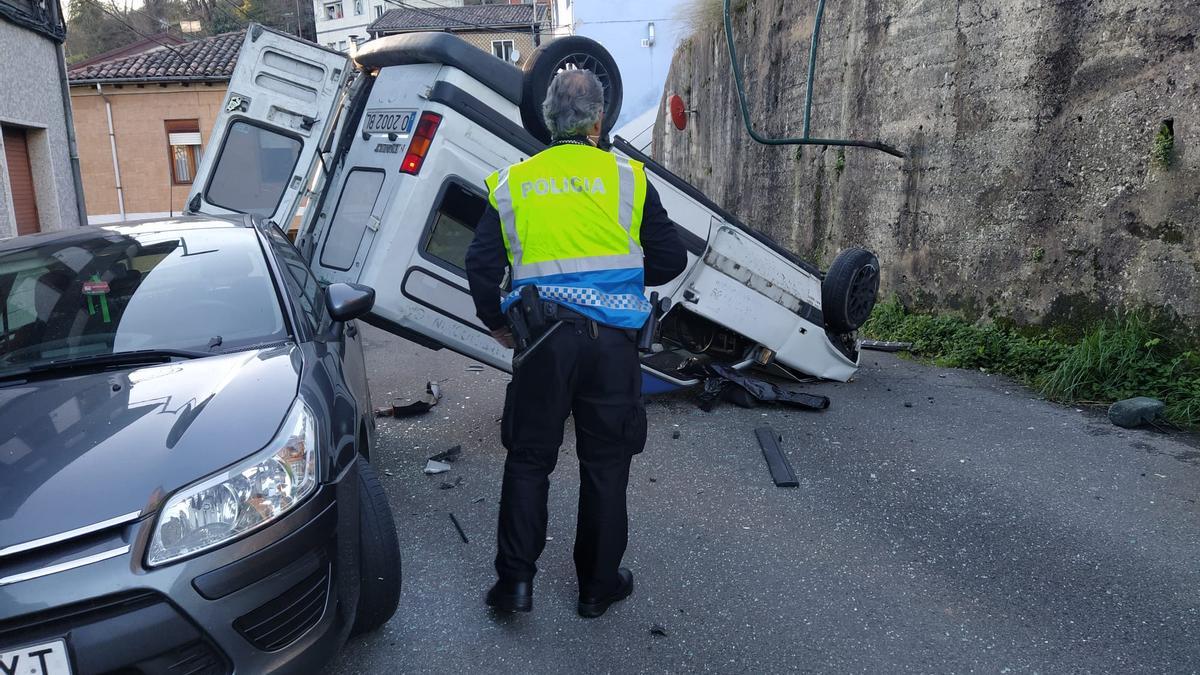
[366,2,550,68]
[68,32,241,224]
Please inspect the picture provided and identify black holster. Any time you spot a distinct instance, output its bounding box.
[506,285,548,352]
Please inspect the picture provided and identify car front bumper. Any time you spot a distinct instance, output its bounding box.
[0,464,361,675]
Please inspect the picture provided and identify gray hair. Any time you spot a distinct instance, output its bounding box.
[542,69,605,139]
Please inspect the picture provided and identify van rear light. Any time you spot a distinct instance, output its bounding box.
[400,112,442,175]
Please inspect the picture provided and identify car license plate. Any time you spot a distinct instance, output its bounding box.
[0,639,73,675]
[363,109,417,135]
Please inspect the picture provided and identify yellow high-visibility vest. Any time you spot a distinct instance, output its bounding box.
[486,144,651,329]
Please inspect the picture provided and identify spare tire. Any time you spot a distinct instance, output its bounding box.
[520,36,623,145]
[822,248,880,333]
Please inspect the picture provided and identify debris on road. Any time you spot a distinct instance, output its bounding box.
[860,340,912,353]
[650,624,668,637]
[376,381,443,417]
[472,497,485,504]
[424,459,452,475]
[672,430,681,440]
[429,445,462,463]
[439,477,464,490]
[695,363,829,413]
[754,426,799,488]
[448,513,469,543]
[1109,397,1166,429]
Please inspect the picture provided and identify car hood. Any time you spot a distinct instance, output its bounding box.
[0,345,301,549]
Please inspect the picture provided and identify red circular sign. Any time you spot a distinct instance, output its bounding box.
[669,94,688,131]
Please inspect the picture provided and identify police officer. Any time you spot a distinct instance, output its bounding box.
[465,69,686,618]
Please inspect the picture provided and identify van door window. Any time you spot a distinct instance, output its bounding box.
[319,168,386,271]
[205,121,303,216]
[422,181,487,274]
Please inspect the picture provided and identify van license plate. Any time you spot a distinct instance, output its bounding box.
[363,109,417,135]
[0,639,73,675]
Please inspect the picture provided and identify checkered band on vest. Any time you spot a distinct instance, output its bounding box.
[505,285,652,313]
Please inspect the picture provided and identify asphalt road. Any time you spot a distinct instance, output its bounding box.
[333,324,1200,674]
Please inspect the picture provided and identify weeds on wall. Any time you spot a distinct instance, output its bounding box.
[863,297,1200,426]
[679,0,748,36]
[1151,119,1175,170]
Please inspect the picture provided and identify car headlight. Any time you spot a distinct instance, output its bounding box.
[147,399,318,567]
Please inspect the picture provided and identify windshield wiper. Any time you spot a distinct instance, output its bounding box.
[0,349,207,383]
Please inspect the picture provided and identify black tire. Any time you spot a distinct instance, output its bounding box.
[822,248,880,333]
[520,36,623,145]
[350,459,401,636]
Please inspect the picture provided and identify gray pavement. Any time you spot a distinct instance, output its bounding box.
[333,324,1200,674]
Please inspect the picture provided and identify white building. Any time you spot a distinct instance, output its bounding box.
[551,0,689,134]
[314,0,463,51]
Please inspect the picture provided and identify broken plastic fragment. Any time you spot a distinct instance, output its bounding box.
[424,459,452,475]
[377,381,443,418]
[428,445,462,463]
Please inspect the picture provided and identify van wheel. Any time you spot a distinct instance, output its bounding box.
[822,248,880,333]
[521,36,623,145]
[350,459,401,636]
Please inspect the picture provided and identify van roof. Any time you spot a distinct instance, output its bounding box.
[354,32,525,105]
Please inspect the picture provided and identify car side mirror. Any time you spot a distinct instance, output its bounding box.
[325,282,375,323]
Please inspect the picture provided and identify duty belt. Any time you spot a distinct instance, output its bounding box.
[505,286,669,370]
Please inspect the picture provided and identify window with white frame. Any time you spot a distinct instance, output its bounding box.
[323,1,343,19]
[373,4,383,18]
[165,119,201,184]
[353,0,362,14]
[491,39,514,62]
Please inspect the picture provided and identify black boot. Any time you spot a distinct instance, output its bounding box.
[577,568,633,618]
[486,579,533,613]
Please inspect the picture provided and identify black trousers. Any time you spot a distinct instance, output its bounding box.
[496,320,647,597]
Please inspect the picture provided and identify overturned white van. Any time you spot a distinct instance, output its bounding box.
[185,26,880,394]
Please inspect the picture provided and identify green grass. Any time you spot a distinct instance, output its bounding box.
[1152,120,1175,170]
[862,297,1200,426]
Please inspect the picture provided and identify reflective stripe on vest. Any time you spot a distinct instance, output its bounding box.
[486,145,650,328]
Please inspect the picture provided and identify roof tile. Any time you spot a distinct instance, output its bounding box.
[68,30,244,83]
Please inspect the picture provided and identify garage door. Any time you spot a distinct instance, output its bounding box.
[3,126,40,236]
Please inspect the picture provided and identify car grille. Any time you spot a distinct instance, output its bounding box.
[0,591,230,675]
[234,563,330,652]
[141,641,227,675]
[0,512,138,587]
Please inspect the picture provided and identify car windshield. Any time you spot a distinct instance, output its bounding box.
[0,226,287,376]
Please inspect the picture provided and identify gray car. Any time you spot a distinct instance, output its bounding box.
[0,217,400,674]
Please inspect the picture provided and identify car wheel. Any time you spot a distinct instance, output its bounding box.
[350,459,401,636]
[520,36,623,145]
[821,247,880,333]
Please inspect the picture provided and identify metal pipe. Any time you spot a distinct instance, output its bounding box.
[722,0,903,158]
[801,0,826,140]
[96,84,125,221]
[50,0,89,226]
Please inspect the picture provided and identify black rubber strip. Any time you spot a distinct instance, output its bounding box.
[754,426,799,488]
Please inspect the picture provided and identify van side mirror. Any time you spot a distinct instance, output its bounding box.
[325,282,375,322]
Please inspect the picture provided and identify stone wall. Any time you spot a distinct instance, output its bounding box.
[654,0,1200,331]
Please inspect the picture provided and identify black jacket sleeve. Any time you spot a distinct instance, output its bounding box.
[640,182,688,287]
[465,205,508,331]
